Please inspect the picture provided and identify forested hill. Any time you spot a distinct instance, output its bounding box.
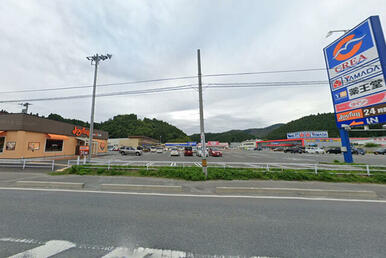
[46,113,190,142]
[189,124,284,143]
[265,113,385,140]
[189,130,255,143]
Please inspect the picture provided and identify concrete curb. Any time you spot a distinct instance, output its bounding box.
[16,181,85,189]
[215,187,377,198]
[101,184,183,192]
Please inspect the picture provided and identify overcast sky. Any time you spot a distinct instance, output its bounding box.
[0,0,385,134]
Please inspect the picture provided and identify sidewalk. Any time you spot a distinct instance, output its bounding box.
[0,170,385,199]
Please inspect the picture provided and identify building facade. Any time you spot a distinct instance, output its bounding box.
[0,114,108,159]
[108,136,159,148]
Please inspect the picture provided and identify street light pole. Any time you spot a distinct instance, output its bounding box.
[197,49,207,178]
[86,53,112,161]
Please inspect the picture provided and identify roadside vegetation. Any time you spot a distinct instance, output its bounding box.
[51,165,386,184]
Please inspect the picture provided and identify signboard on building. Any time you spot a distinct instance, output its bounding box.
[287,131,328,139]
[323,16,386,128]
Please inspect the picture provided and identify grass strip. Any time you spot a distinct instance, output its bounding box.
[50,165,386,184]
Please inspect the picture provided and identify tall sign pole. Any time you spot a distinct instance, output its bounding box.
[86,53,112,161]
[323,16,386,163]
[197,49,207,177]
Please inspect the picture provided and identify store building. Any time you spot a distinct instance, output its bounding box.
[108,136,159,148]
[165,142,197,148]
[240,139,262,150]
[0,113,108,159]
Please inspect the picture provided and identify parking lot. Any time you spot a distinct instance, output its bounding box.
[99,149,386,165]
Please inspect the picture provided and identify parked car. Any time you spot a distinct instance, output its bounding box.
[273,147,284,152]
[197,148,209,157]
[351,147,365,155]
[305,147,325,154]
[150,147,157,152]
[119,146,142,156]
[170,148,180,156]
[284,147,304,153]
[374,148,386,155]
[209,148,223,157]
[326,147,341,154]
[156,147,163,153]
[184,146,193,156]
[253,147,262,151]
[142,147,151,152]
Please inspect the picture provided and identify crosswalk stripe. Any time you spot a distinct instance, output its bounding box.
[8,240,76,258]
[101,247,130,257]
[102,247,187,258]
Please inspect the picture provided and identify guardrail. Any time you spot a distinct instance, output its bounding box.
[67,158,386,176]
[0,159,56,171]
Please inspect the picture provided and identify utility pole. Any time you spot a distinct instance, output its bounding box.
[197,49,207,178]
[86,53,112,161]
[19,102,32,114]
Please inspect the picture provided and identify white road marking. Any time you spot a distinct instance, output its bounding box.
[7,240,75,258]
[0,238,43,244]
[102,247,187,258]
[1,237,276,258]
[0,187,385,203]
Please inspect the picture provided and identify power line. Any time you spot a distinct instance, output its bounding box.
[0,63,378,95]
[0,67,335,95]
[0,84,198,103]
[0,81,330,104]
[203,68,326,77]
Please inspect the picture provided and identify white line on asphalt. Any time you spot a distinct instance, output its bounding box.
[0,187,385,203]
[7,240,76,258]
[102,246,187,258]
[1,237,275,258]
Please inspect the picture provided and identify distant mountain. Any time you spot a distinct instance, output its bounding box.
[189,124,283,143]
[243,124,284,138]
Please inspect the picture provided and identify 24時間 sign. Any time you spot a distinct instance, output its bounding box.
[323,16,386,128]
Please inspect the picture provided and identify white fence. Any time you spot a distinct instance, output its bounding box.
[0,159,56,171]
[68,158,386,176]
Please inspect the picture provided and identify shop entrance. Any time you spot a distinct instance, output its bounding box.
[75,139,86,155]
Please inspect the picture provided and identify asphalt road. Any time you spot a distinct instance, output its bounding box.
[0,189,385,257]
[100,149,386,165]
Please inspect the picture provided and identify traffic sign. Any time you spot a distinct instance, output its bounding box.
[323,16,386,129]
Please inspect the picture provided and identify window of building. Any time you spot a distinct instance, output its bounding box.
[0,137,4,153]
[45,139,63,152]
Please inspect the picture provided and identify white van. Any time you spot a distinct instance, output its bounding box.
[305,147,325,154]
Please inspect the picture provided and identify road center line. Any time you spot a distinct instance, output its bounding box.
[0,187,385,203]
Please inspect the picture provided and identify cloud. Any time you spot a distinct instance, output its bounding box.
[0,0,385,135]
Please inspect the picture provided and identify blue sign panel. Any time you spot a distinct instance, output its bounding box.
[325,21,374,70]
[324,16,386,129]
[287,131,329,139]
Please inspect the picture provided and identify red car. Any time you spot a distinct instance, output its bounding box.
[184,147,193,156]
[209,148,222,157]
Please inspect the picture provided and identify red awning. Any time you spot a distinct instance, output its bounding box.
[0,131,6,135]
[47,134,69,140]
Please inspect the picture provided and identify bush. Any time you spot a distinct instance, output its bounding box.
[364,143,380,147]
[58,165,386,184]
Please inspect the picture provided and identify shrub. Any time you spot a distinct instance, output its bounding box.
[364,143,380,148]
